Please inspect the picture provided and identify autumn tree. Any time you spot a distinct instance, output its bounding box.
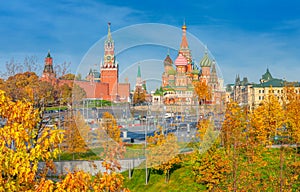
[191,116,230,190]
[196,118,219,152]
[63,111,90,160]
[23,55,41,74]
[60,73,75,80]
[0,90,131,191]
[251,91,285,144]
[75,73,82,81]
[2,72,55,106]
[57,83,73,105]
[279,86,300,190]
[191,100,275,191]
[250,91,294,191]
[133,87,146,105]
[221,101,248,191]
[221,101,247,151]
[0,90,64,191]
[284,86,300,147]
[1,56,42,79]
[72,83,87,107]
[0,78,5,91]
[1,57,23,78]
[54,61,71,78]
[191,140,230,191]
[100,112,121,143]
[93,113,129,191]
[91,141,129,192]
[146,127,181,183]
[193,81,212,105]
[54,170,92,192]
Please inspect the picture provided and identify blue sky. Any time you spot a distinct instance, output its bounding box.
[1,0,300,86]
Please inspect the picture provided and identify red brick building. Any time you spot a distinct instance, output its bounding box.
[74,23,130,102]
[40,23,130,103]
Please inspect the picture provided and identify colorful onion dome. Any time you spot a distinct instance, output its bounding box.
[175,53,188,66]
[199,52,212,67]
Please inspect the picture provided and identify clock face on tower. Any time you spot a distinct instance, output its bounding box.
[106,55,111,61]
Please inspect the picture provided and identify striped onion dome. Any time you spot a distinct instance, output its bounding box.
[200,52,212,67]
[175,53,187,66]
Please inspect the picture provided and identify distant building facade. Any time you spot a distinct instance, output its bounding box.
[227,68,300,110]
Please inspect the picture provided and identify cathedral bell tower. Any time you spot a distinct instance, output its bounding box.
[100,23,118,99]
[179,22,192,73]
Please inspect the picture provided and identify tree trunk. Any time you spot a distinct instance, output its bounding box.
[233,142,238,192]
[279,146,284,192]
[165,170,170,183]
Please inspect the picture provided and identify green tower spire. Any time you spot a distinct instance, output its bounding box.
[47,50,51,58]
[137,65,141,78]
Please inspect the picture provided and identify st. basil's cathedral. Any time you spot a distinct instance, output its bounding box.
[156,23,224,106]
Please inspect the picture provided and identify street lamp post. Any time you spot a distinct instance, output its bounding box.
[145,114,148,185]
[100,97,103,108]
[58,97,62,162]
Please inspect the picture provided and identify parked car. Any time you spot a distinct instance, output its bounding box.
[178,123,188,130]
[189,121,198,129]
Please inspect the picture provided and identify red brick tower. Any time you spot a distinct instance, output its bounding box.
[41,51,57,85]
[100,23,118,99]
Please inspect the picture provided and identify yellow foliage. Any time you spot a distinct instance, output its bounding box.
[93,168,127,192]
[55,170,92,192]
[100,112,121,143]
[63,111,90,159]
[191,141,231,190]
[284,86,300,144]
[0,90,64,191]
[133,86,146,105]
[146,127,181,182]
[221,101,247,151]
[250,92,285,145]
[193,81,212,104]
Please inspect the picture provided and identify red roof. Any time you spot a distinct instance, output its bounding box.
[180,35,189,48]
[180,25,189,48]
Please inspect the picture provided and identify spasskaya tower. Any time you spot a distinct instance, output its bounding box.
[100,22,118,99]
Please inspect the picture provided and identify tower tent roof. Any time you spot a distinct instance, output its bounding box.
[137,65,141,78]
[180,24,189,49]
[46,51,51,58]
[107,22,112,41]
[261,68,273,82]
[164,54,173,65]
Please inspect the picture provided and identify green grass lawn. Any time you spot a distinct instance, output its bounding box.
[122,166,206,192]
[55,144,300,191]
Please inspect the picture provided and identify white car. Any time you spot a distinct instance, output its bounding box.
[164,113,174,118]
